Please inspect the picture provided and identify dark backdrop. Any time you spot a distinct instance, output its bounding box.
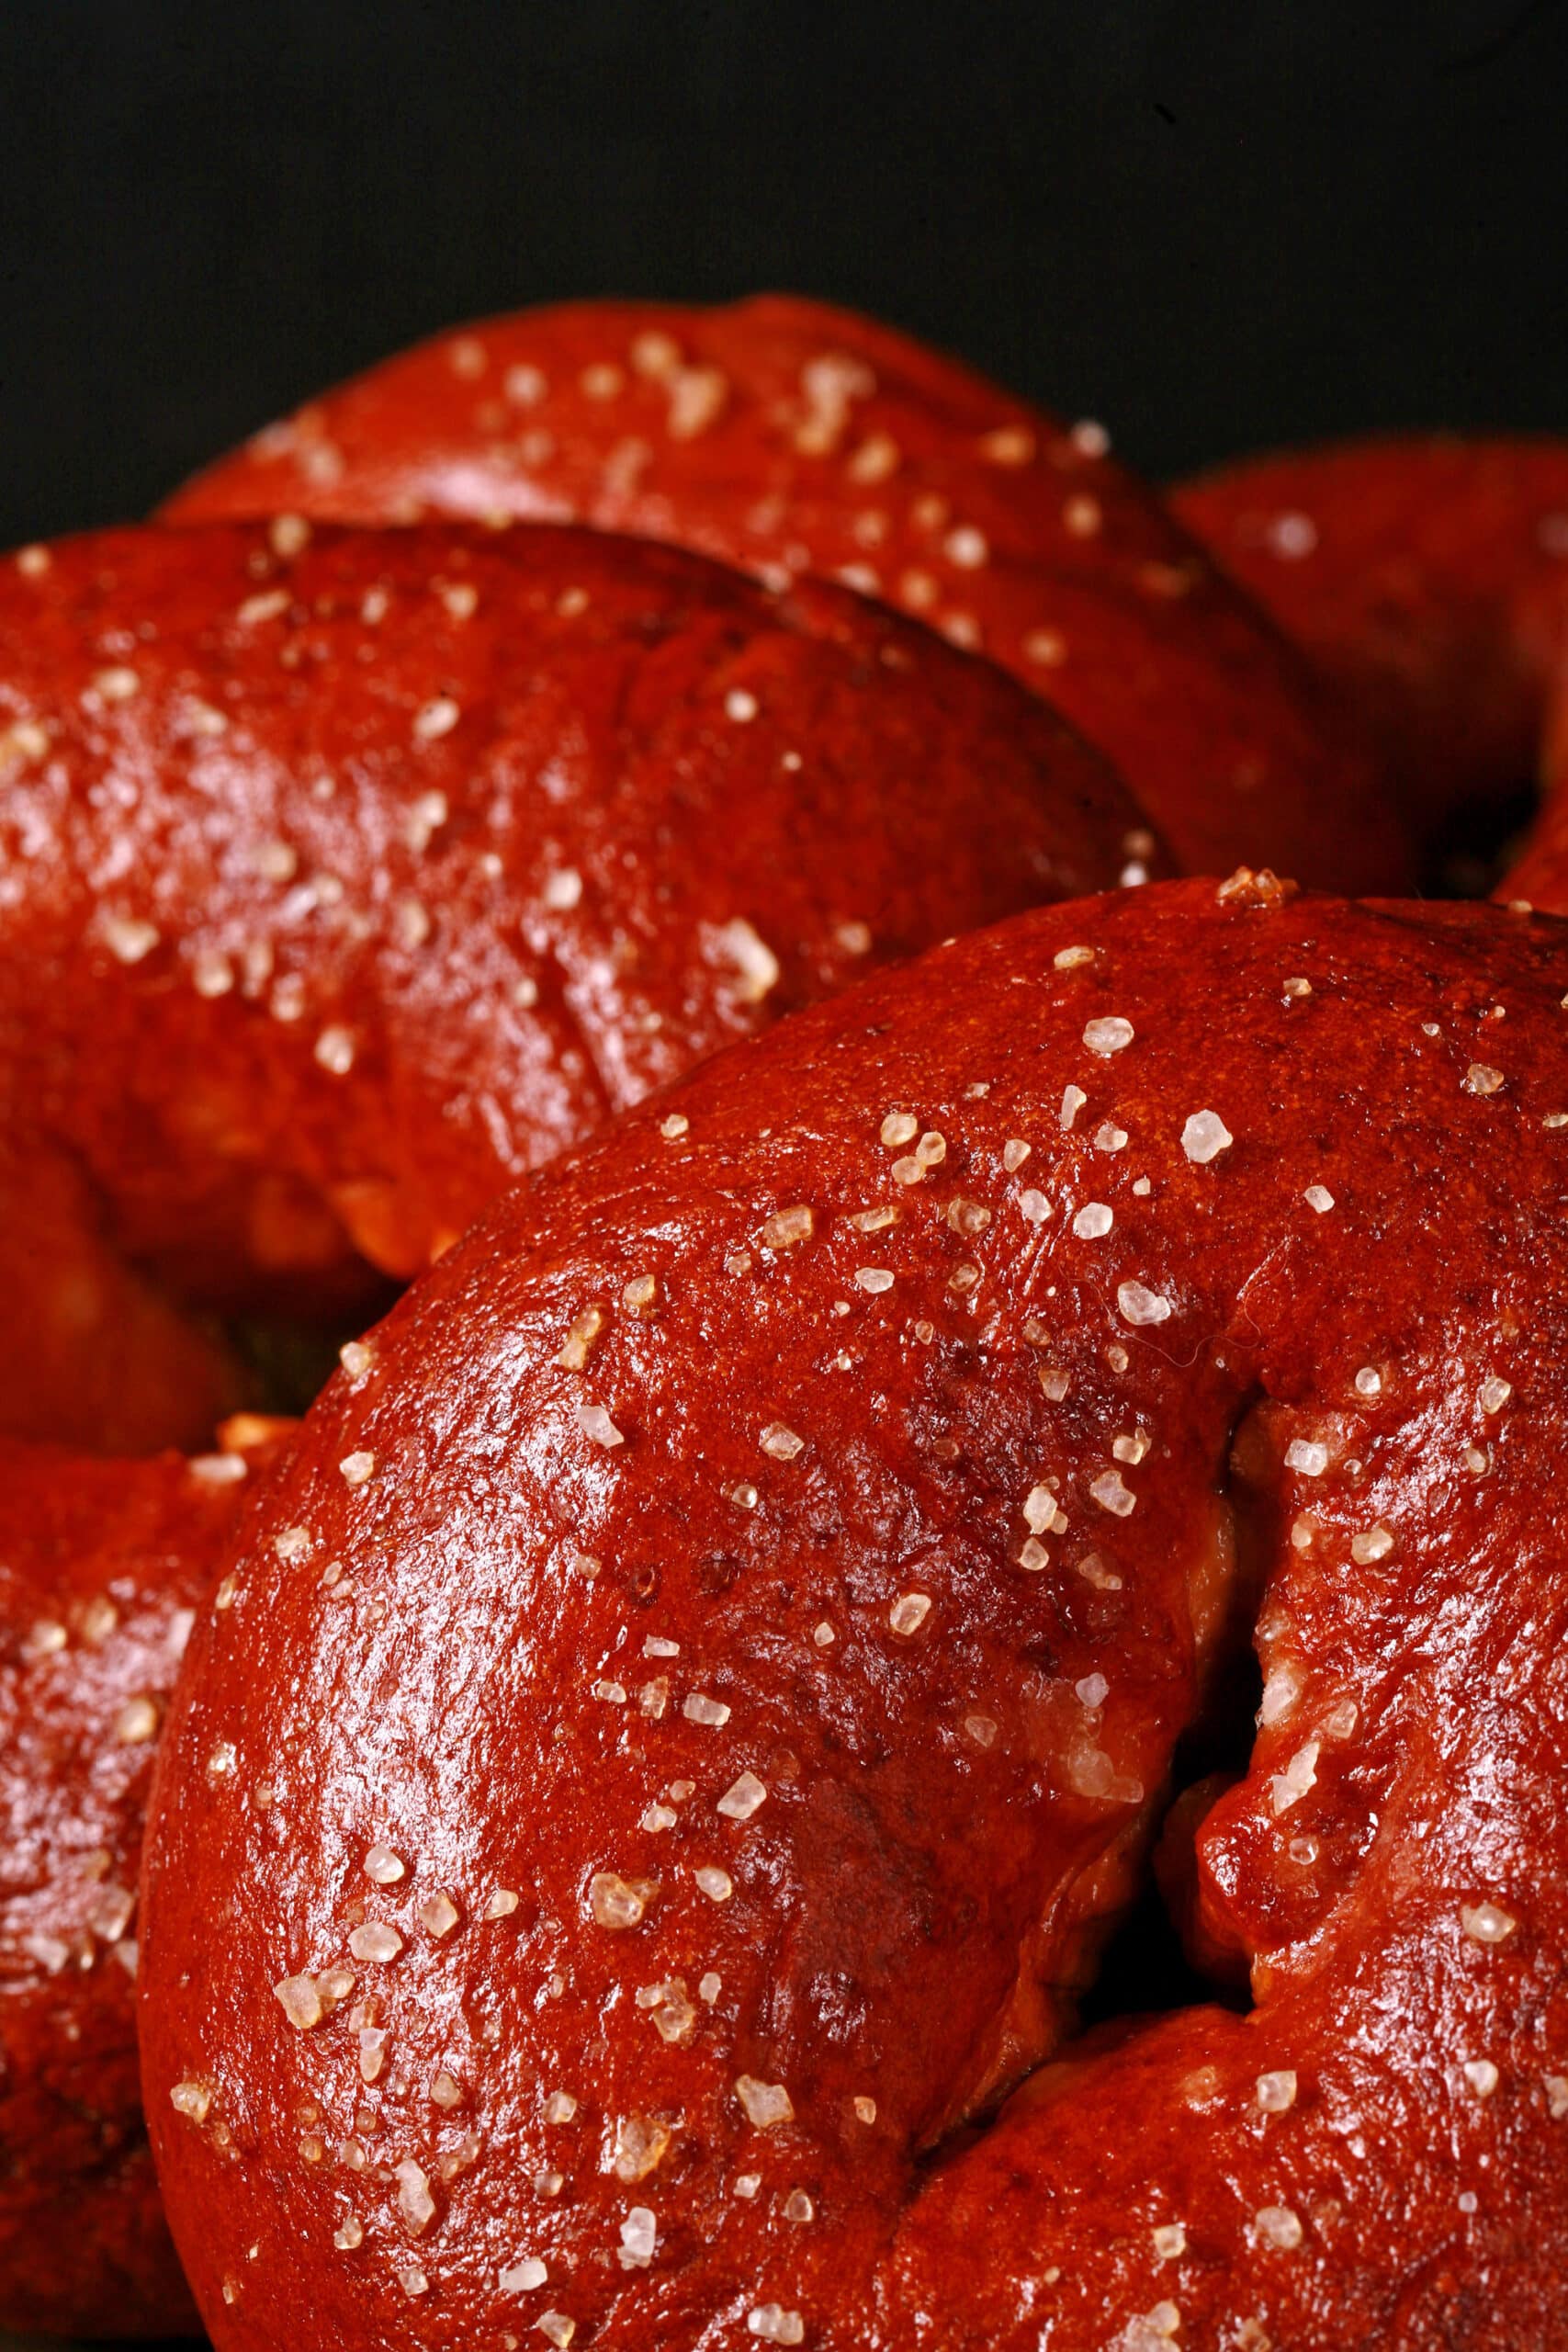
[2,0,1566,548]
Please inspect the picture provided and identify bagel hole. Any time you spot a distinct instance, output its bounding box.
[226,1288,402,1419]
[1078,1404,1275,2028]
[1077,1647,1261,2029]
[1422,777,1538,899]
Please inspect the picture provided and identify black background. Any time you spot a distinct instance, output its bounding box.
[1,0,1566,548]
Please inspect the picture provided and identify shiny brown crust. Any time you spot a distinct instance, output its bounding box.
[0,1425,288,2335]
[163,294,1408,894]
[141,878,1568,2352]
[1172,436,1568,905]
[0,515,1137,1451]
[0,510,1142,2334]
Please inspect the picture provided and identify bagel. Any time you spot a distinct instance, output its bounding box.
[164,295,1409,896]
[140,874,1568,2352]
[0,1418,290,2336]
[1172,438,1568,905]
[0,509,1139,2334]
[1,514,1134,1460]
[5,295,1567,2347]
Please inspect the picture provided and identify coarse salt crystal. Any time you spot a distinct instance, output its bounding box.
[1285,1439,1328,1476]
[1181,1109,1233,1163]
[735,2075,795,2128]
[717,1772,767,1822]
[501,2257,548,2293]
[748,2310,804,2346]
[1461,1902,1517,1945]
[1116,1281,1171,1327]
[577,1402,624,1448]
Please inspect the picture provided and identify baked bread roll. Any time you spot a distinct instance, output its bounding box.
[141,875,1568,2352]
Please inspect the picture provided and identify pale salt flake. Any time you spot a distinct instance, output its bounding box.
[274,1974,324,2030]
[735,2075,795,2128]
[682,1692,731,1728]
[1285,1439,1329,1476]
[717,1772,767,1822]
[1461,1902,1517,1945]
[577,1403,624,1448]
[501,2258,548,2293]
[1269,1739,1321,1816]
[1181,1109,1233,1163]
[1090,1471,1137,1517]
[618,2206,657,2269]
[712,917,781,1003]
[589,1873,653,1929]
[395,2160,435,2235]
[748,2309,805,2346]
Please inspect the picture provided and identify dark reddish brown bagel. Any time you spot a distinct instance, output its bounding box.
[0,1419,290,2337]
[163,295,1408,895]
[0,510,1143,2336]
[141,876,1568,2352]
[1172,437,1568,906]
[1,514,1137,1459]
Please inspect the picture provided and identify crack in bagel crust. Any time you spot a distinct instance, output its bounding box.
[141,880,1568,2352]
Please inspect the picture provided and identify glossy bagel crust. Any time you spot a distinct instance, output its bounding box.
[164,294,1407,895]
[141,877,1568,2352]
[0,1425,288,2336]
[1173,436,1568,906]
[0,512,1141,2336]
[0,514,1136,1457]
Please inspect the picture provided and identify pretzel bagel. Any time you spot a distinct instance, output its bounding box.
[139,874,1568,2352]
[0,1423,291,2335]
[0,513,1139,2334]
[2,514,1134,1460]
[164,295,1410,895]
[1173,438,1568,907]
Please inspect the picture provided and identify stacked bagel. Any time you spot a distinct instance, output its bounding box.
[4,298,1567,2351]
